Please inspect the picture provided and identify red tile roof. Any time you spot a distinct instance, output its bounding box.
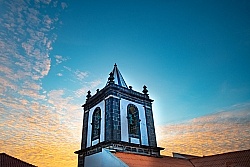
[0,153,37,167]
[190,149,250,167]
[114,152,194,167]
[114,149,250,167]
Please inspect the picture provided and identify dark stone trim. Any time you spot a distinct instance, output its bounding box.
[75,140,164,155]
[105,97,121,142]
[104,100,107,141]
[144,105,157,147]
[105,97,112,141]
[77,154,84,167]
[83,84,153,112]
[81,111,89,149]
[113,98,121,141]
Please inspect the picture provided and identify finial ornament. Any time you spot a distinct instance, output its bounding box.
[108,72,114,84]
[143,85,148,95]
[86,90,91,101]
[114,63,117,67]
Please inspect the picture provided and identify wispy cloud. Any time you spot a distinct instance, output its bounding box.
[63,65,72,71]
[62,65,102,96]
[63,65,88,80]
[61,2,68,9]
[75,69,88,80]
[54,55,69,65]
[57,72,63,77]
[0,0,101,165]
[61,65,102,97]
[0,0,79,167]
[0,0,61,93]
[156,102,250,156]
[74,80,102,98]
[0,90,82,167]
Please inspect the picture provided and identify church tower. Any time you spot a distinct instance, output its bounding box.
[75,64,163,167]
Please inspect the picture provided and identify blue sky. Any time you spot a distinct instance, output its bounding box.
[49,0,250,124]
[1,0,250,166]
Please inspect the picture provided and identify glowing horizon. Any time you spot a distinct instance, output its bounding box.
[1,104,249,166]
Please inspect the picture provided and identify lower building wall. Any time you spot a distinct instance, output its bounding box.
[85,149,128,167]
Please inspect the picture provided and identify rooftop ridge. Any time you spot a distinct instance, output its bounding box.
[201,148,250,158]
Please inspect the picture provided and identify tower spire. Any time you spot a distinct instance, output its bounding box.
[107,64,128,88]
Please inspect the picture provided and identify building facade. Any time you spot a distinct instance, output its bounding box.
[75,64,163,167]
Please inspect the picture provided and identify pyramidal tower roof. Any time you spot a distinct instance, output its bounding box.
[107,63,128,88]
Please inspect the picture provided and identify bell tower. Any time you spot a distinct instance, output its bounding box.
[75,64,163,167]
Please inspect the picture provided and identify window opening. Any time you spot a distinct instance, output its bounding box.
[127,104,140,138]
[92,107,101,141]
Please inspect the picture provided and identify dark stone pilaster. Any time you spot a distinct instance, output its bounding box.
[77,154,84,167]
[113,98,121,140]
[105,97,121,141]
[78,111,89,167]
[144,106,157,147]
[81,112,89,149]
[105,98,112,141]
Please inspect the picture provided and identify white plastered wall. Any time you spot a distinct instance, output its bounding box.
[85,149,128,167]
[86,100,105,148]
[120,99,149,146]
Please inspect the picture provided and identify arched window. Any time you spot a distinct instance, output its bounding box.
[127,104,140,138]
[92,107,101,141]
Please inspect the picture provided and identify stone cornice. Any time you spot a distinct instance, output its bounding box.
[82,84,153,111]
